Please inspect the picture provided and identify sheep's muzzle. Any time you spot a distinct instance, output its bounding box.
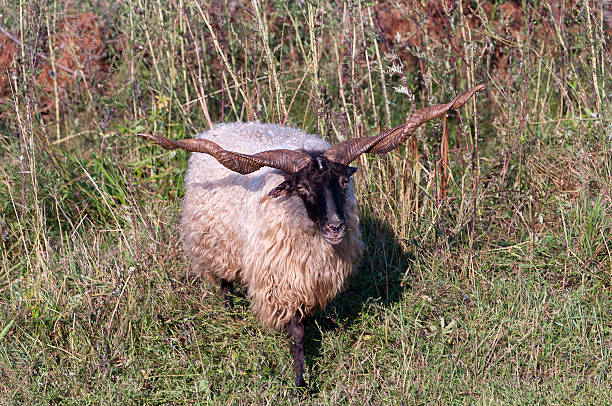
[322,220,345,244]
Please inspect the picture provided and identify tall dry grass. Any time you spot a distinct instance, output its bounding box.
[0,0,610,403]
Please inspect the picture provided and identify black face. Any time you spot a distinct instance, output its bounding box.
[269,154,358,244]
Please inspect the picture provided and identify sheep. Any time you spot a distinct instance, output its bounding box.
[139,84,484,388]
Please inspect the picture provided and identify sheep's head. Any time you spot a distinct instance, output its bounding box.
[269,154,357,244]
[139,85,485,243]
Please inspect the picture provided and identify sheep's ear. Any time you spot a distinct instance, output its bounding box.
[269,181,293,198]
[348,166,358,176]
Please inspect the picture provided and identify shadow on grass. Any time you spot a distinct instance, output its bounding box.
[304,214,415,393]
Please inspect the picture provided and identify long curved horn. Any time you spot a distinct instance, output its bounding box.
[323,84,485,165]
[138,133,312,175]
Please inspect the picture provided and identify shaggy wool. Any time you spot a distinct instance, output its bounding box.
[181,123,363,330]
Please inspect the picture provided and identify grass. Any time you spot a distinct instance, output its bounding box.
[0,0,611,404]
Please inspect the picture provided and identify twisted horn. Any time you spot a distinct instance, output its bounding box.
[138,133,312,175]
[323,84,485,165]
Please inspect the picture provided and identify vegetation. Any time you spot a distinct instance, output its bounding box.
[0,0,610,404]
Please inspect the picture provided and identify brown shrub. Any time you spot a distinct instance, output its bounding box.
[0,34,19,97]
[36,12,108,113]
[374,0,608,85]
[0,12,108,114]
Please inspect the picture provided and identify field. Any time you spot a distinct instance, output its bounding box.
[1,0,611,404]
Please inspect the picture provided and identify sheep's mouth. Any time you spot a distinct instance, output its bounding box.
[322,227,345,245]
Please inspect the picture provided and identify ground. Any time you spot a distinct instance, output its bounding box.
[0,0,611,404]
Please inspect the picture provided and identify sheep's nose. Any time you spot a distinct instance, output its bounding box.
[325,220,345,233]
[322,220,346,244]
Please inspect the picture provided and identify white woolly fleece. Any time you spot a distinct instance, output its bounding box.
[180,123,363,330]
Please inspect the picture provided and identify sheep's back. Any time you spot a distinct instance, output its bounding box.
[196,122,330,155]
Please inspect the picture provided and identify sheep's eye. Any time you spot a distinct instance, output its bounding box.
[339,177,349,187]
[296,184,308,193]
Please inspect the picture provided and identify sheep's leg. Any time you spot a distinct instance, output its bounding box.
[220,278,234,308]
[287,312,306,388]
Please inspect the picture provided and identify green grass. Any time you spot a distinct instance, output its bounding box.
[1,0,611,404]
